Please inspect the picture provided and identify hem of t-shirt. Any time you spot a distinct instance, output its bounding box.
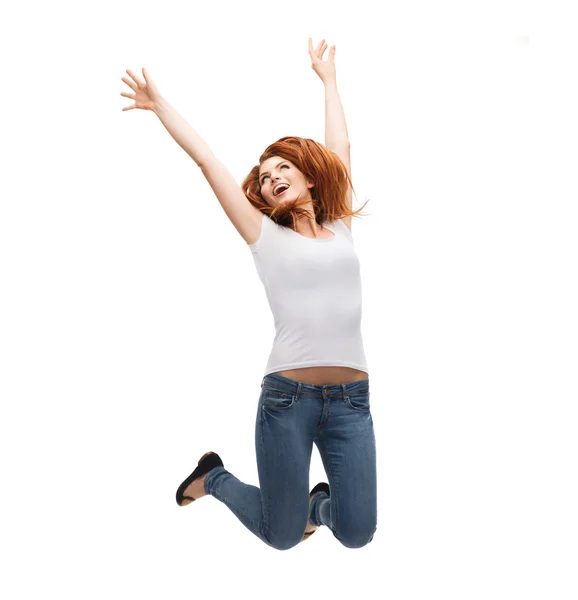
[264,359,368,377]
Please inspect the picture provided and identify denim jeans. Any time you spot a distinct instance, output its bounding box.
[203,372,377,551]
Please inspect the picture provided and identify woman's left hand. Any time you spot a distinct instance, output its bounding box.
[308,37,336,85]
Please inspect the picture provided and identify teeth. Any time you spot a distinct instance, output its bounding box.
[275,185,288,196]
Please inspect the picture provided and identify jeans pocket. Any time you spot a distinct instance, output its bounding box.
[261,387,296,411]
[345,390,370,412]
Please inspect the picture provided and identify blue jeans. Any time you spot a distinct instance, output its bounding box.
[203,372,377,550]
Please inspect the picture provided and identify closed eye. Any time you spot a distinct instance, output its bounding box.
[261,164,289,183]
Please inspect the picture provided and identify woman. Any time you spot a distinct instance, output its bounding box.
[120,38,376,550]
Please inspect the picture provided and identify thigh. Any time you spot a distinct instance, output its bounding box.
[254,382,315,542]
[315,389,377,542]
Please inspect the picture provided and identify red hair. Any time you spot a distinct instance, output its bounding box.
[241,136,369,231]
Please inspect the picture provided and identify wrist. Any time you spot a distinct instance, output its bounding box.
[153,96,169,116]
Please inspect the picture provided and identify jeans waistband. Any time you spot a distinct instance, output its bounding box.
[261,372,369,398]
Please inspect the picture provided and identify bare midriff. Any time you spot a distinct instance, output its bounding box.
[274,366,368,386]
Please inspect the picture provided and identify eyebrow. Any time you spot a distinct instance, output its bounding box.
[259,161,286,182]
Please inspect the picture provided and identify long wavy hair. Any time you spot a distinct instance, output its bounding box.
[241,136,369,231]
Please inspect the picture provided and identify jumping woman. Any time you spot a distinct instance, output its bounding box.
[120,38,376,550]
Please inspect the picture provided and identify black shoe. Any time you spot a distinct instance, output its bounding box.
[175,451,223,506]
[301,482,330,542]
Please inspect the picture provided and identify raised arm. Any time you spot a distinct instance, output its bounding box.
[154,96,215,168]
[120,68,263,245]
[308,39,353,227]
[121,68,214,166]
[308,39,350,148]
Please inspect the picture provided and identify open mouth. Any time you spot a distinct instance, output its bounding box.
[274,185,289,197]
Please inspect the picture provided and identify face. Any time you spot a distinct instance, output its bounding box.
[258,156,314,207]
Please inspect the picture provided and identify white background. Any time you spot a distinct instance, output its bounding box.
[1,1,576,599]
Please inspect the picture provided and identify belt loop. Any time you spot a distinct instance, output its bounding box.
[296,381,302,401]
[341,382,348,402]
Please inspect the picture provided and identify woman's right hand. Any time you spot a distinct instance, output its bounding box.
[120,67,162,112]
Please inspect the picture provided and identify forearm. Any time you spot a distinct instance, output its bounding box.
[324,80,350,148]
[153,97,215,168]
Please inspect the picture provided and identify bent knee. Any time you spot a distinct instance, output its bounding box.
[272,540,301,551]
[335,529,376,549]
[267,535,303,551]
[261,526,303,551]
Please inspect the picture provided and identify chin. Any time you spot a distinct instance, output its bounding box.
[272,198,289,207]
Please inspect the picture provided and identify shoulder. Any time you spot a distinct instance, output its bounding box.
[327,217,354,243]
[340,216,352,232]
[244,209,268,246]
[332,216,352,234]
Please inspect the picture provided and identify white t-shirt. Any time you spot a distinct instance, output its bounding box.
[248,213,368,377]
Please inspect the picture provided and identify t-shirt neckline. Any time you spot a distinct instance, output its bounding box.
[286,222,336,242]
